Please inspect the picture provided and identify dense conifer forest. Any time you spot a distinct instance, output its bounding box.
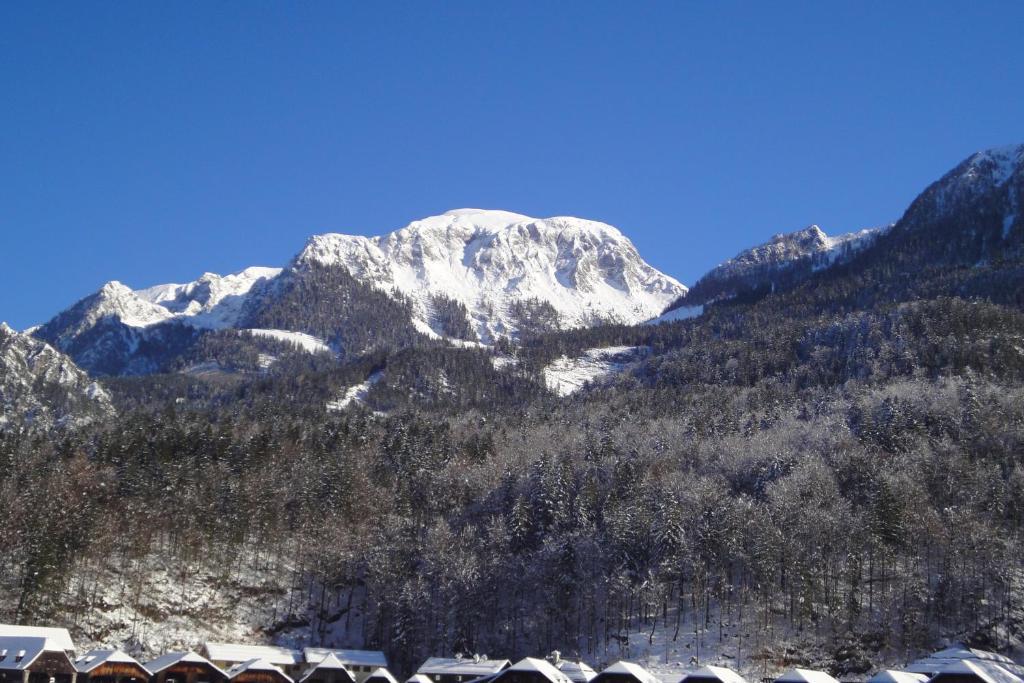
[2,147,1024,676]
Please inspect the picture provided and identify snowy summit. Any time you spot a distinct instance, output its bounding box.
[296,208,687,342]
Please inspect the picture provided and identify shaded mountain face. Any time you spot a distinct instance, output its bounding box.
[660,144,1024,319]
[661,225,883,316]
[0,323,114,431]
[883,144,1024,269]
[32,210,686,374]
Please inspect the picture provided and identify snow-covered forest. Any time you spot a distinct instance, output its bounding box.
[3,146,1024,678]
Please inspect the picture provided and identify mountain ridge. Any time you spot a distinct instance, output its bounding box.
[32,209,687,373]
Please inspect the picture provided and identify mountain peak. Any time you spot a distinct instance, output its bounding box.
[296,210,684,343]
[441,207,532,220]
[99,280,133,297]
[901,142,1024,230]
[965,144,1024,187]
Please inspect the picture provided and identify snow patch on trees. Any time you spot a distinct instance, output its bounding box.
[543,346,649,396]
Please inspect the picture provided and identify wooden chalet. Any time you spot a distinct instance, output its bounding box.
[303,651,388,683]
[0,636,78,683]
[591,663,660,683]
[203,646,302,680]
[145,652,229,683]
[297,653,356,683]
[363,670,398,683]
[678,667,747,683]
[75,651,151,683]
[485,658,573,683]
[553,661,596,683]
[227,659,293,683]
[417,658,511,683]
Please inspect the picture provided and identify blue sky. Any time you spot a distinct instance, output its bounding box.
[2,2,1022,329]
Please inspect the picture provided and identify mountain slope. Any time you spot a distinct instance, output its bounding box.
[0,323,114,430]
[294,209,687,342]
[662,224,882,315]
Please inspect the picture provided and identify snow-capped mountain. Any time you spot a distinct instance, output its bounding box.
[898,144,1023,245]
[0,322,114,430]
[135,267,283,328]
[33,210,684,373]
[295,209,686,342]
[33,267,281,375]
[662,224,883,314]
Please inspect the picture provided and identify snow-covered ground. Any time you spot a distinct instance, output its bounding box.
[543,346,649,396]
[648,305,704,324]
[242,329,333,355]
[326,371,384,411]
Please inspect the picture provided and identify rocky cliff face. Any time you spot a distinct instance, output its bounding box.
[0,322,113,430]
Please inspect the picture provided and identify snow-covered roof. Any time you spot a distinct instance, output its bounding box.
[555,661,597,683]
[0,625,75,653]
[298,653,355,683]
[931,661,1023,683]
[493,658,572,683]
[205,644,302,667]
[866,671,928,683]
[418,658,512,676]
[305,649,389,668]
[773,669,840,683]
[908,647,1021,676]
[597,662,661,683]
[366,669,400,683]
[75,649,151,675]
[0,636,61,671]
[228,658,295,683]
[146,651,228,678]
[680,666,749,683]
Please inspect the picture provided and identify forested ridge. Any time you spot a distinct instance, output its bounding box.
[2,148,1024,676]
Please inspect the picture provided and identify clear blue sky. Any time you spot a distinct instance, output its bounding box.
[2,2,1022,329]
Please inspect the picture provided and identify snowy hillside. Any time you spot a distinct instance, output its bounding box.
[295,209,687,343]
[0,322,113,430]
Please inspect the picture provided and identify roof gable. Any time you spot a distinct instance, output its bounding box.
[228,658,294,683]
[145,650,228,678]
[598,662,660,683]
[75,649,151,675]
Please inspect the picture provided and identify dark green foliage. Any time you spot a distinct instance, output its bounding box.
[242,263,423,358]
[429,294,476,341]
[509,297,562,338]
